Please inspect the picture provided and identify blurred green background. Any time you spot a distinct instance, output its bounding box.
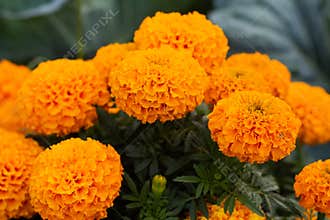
[0,0,329,159]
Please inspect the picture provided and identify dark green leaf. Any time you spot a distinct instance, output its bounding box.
[124,172,138,195]
[173,176,201,183]
[237,194,264,217]
[223,195,235,215]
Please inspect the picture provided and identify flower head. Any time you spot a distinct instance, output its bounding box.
[0,60,31,131]
[286,82,330,145]
[0,128,42,220]
[92,43,136,79]
[29,138,123,220]
[224,53,291,99]
[17,59,111,135]
[134,11,229,73]
[109,47,208,123]
[208,91,301,163]
[294,160,330,215]
[0,60,30,103]
[190,201,265,220]
[204,65,271,105]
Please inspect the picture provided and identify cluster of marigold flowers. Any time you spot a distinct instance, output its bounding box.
[0,11,330,219]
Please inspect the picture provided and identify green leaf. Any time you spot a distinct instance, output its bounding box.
[124,172,138,195]
[126,202,142,209]
[237,194,264,217]
[195,183,204,198]
[135,159,152,173]
[122,194,140,202]
[223,195,235,215]
[0,0,68,19]
[173,176,201,183]
[140,181,150,201]
[0,0,210,62]
[210,0,330,85]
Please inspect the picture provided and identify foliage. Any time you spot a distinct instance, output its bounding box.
[29,105,307,219]
[0,0,211,62]
[210,0,330,87]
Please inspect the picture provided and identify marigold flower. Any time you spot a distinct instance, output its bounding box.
[29,138,123,220]
[134,11,229,73]
[208,91,301,163]
[0,60,31,131]
[92,43,136,80]
[294,160,330,215]
[17,59,111,135]
[286,82,330,145]
[109,47,208,123]
[0,128,42,220]
[224,53,291,99]
[189,201,265,220]
[204,65,271,105]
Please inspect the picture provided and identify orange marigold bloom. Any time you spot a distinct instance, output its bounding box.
[294,160,330,215]
[204,65,271,105]
[92,43,136,80]
[0,128,42,220]
[134,11,229,74]
[286,82,330,145]
[224,53,291,99]
[29,138,123,220]
[208,91,301,163]
[189,201,265,220]
[0,60,31,131]
[109,47,209,123]
[17,59,110,136]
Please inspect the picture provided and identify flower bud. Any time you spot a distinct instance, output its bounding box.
[152,175,167,196]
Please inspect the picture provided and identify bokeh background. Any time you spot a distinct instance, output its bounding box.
[0,0,329,160]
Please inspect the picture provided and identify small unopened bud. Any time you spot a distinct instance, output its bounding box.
[152,175,167,196]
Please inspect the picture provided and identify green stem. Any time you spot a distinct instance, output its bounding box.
[75,0,83,58]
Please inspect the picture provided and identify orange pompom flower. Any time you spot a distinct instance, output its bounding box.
[208,91,301,163]
[224,52,291,99]
[204,65,271,105]
[109,47,209,123]
[0,128,42,220]
[189,201,265,220]
[294,159,330,215]
[92,43,136,80]
[0,60,31,131]
[286,82,330,145]
[29,138,123,220]
[17,59,111,136]
[134,11,229,74]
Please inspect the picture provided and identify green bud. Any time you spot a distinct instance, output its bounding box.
[152,175,167,196]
